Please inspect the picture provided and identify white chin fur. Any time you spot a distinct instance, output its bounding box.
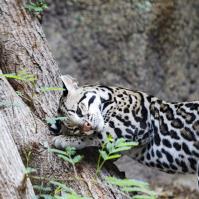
[95,119,104,132]
[84,130,93,135]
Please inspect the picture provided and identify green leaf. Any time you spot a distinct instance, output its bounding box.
[99,150,108,160]
[116,141,138,148]
[107,134,114,142]
[43,4,48,9]
[110,146,132,154]
[46,116,67,125]
[65,146,76,156]
[25,0,48,13]
[105,177,149,188]
[115,138,138,148]
[48,148,67,156]
[106,142,114,153]
[40,87,65,92]
[50,180,75,193]
[106,154,121,160]
[115,138,126,146]
[72,155,83,164]
[0,71,37,82]
[58,154,73,164]
[34,7,43,12]
[133,195,157,199]
[16,91,23,96]
[24,167,37,174]
[114,137,138,145]
[0,73,19,79]
[49,147,78,163]
[33,185,51,192]
[46,117,57,125]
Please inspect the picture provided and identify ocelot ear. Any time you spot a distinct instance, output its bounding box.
[60,75,79,96]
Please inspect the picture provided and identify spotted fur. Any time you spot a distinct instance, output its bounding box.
[51,75,199,186]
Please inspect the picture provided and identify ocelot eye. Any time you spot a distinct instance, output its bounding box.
[79,102,87,114]
[67,110,75,117]
[76,106,83,117]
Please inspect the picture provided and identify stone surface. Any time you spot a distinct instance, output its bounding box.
[42,0,199,192]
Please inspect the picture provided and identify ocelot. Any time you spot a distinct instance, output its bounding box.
[50,75,199,186]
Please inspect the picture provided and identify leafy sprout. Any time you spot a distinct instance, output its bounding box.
[96,136,138,175]
[25,0,48,14]
[0,69,37,82]
[24,167,37,175]
[50,180,91,199]
[43,135,157,198]
[106,177,157,199]
[46,116,67,125]
[49,147,83,178]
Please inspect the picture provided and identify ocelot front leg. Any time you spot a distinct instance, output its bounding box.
[52,134,101,150]
[50,120,101,150]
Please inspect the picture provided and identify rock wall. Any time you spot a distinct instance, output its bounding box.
[43,0,199,191]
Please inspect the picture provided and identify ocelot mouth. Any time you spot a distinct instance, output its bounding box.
[63,122,94,136]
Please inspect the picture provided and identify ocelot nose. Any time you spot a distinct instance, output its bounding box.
[82,121,93,132]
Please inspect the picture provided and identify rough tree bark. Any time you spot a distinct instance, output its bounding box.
[0,0,127,198]
[0,77,35,199]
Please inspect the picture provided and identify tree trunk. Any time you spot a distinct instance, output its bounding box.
[0,129,34,199]
[0,77,35,198]
[0,1,127,198]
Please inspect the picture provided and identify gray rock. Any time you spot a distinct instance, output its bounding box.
[43,0,199,191]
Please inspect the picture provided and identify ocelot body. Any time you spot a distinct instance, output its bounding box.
[51,75,199,185]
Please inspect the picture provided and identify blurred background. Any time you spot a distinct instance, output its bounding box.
[42,0,199,197]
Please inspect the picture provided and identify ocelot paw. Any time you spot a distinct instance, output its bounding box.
[52,135,84,150]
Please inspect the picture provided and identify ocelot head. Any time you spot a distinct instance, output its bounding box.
[57,75,104,135]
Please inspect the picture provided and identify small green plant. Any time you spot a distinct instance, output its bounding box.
[0,70,37,109]
[49,147,83,178]
[39,140,157,199]
[96,137,157,198]
[46,116,67,125]
[34,180,91,199]
[33,147,87,198]
[96,136,138,175]
[21,150,37,194]
[0,69,39,132]
[106,177,157,199]
[0,69,37,82]
[23,150,37,181]
[25,0,48,14]
[51,181,90,199]
[24,147,86,199]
